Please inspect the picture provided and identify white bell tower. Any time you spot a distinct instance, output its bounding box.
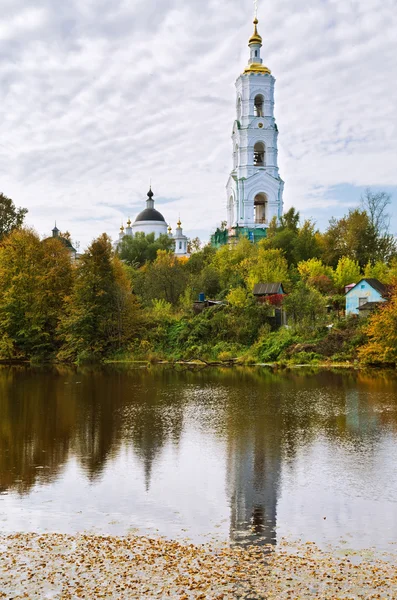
[226,11,284,236]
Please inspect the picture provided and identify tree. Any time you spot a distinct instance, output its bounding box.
[0,193,28,241]
[188,237,202,253]
[135,250,188,306]
[363,261,390,283]
[58,234,138,361]
[361,188,391,237]
[0,229,72,359]
[244,247,290,290]
[118,232,174,267]
[284,282,327,330]
[358,283,397,364]
[298,258,335,293]
[322,209,377,268]
[333,256,361,292]
[292,219,322,263]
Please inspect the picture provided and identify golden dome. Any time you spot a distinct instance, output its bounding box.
[249,18,262,46]
[120,224,124,232]
[127,218,131,227]
[168,225,172,233]
[244,62,271,75]
[177,219,182,228]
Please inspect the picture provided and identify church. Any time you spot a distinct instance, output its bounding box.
[212,13,284,247]
[115,187,190,258]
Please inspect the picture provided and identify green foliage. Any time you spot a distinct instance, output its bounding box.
[363,261,390,282]
[284,282,327,330]
[118,232,174,267]
[334,257,361,291]
[151,299,173,320]
[58,234,139,362]
[0,193,28,241]
[134,250,189,306]
[0,228,72,360]
[250,327,297,362]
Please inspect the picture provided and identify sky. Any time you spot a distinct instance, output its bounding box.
[1,0,396,250]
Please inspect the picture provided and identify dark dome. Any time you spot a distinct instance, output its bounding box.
[135,208,166,223]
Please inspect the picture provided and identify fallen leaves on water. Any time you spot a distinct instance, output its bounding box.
[0,534,397,598]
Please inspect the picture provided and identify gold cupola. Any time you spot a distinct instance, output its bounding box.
[244,17,271,75]
[248,17,262,46]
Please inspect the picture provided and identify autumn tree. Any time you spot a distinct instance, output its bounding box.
[134,250,189,306]
[358,284,397,364]
[58,234,139,361]
[0,229,72,359]
[333,257,361,292]
[0,193,28,241]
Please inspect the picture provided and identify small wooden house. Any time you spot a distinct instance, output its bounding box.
[253,283,285,304]
[253,282,286,327]
[345,278,388,316]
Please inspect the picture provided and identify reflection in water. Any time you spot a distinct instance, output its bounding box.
[1,365,397,549]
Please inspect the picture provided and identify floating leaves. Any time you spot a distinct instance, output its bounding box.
[0,534,397,598]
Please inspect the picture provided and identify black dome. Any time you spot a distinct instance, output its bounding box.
[135,208,166,223]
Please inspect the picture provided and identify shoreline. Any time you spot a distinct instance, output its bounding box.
[1,532,397,599]
[0,357,395,371]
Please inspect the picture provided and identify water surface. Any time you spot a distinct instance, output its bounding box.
[1,365,397,550]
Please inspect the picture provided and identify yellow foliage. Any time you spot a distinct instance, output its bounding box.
[358,283,397,364]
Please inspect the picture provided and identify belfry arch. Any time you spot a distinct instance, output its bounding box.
[254,142,266,166]
[254,94,264,117]
[254,193,268,224]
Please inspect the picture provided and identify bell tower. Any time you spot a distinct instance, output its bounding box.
[226,7,284,241]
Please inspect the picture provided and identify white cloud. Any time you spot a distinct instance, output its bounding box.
[0,0,396,248]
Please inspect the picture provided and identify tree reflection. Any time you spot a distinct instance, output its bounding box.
[1,365,397,546]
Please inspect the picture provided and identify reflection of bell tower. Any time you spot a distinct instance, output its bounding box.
[226,416,282,547]
[226,11,284,242]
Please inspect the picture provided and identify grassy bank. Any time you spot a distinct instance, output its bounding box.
[110,305,372,368]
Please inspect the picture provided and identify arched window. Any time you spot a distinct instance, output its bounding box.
[237,96,242,122]
[254,193,268,224]
[254,95,264,117]
[254,142,265,166]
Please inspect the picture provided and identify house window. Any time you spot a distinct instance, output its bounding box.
[361,285,365,289]
[359,297,367,306]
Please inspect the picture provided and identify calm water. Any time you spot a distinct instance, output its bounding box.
[1,365,397,550]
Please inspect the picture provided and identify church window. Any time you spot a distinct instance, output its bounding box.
[254,95,264,117]
[254,142,266,166]
[254,193,267,224]
[179,241,182,250]
[255,50,258,57]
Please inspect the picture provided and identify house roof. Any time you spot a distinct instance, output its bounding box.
[358,301,383,311]
[253,282,285,296]
[346,278,388,297]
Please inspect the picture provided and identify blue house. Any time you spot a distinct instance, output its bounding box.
[345,278,388,316]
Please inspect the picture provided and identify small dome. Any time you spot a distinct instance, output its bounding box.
[134,208,166,223]
[249,18,262,45]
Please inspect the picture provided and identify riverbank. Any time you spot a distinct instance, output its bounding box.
[1,533,396,599]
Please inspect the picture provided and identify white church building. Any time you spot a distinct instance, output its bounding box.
[212,14,284,247]
[115,187,190,258]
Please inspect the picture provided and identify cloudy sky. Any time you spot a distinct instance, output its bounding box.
[1,0,396,249]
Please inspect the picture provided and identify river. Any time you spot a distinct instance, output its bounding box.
[1,365,396,551]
